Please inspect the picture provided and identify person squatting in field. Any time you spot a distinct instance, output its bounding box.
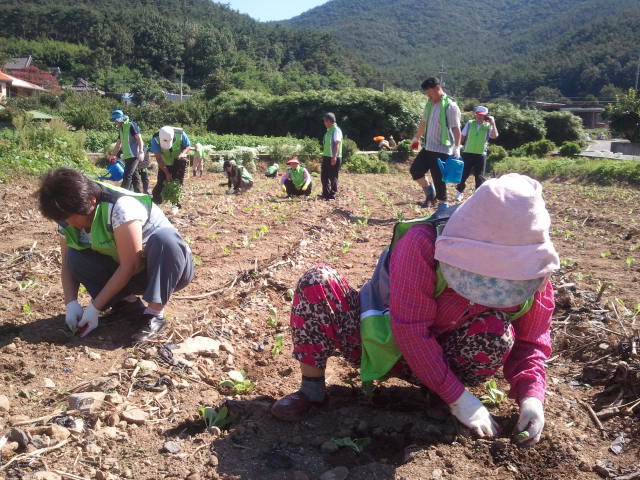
[280,157,312,197]
[37,168,194,342]
[271,173,559,446]
[223,159,254,194]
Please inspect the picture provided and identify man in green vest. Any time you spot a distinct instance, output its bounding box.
[223,160,254,193]
[409,77,462,211]
[455,106,499,202]
[150,125,191,205]
[320,112,343,200]
[109,110,145,192]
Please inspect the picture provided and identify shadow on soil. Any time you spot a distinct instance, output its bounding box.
[332,207,397,226]
[0,314,144,350]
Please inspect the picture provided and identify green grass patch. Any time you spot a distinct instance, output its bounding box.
[492,156,640,187]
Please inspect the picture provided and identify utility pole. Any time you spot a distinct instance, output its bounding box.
[438,62,447,88]
[635,53,640,91]
[180,71,183,101]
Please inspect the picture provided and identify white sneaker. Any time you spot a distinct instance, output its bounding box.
[455,192,464,202]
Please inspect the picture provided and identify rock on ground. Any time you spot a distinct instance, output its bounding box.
[68,392,105,413]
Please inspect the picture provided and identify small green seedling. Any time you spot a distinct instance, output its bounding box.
[480,379,505,406]
[17,279,38,291]
[600,251,612,258]
[341,241,352,254]
[22,301,32,315]
[514,430,530,442]
[272,334,284,357]
[332,437,371,454]
[285,289,295,301]
[626,256,634,268]
[199,406,232,431]
[161,180,183,205]
[219,370,255,395]
[267,307,278,328]
[58,326,78,338]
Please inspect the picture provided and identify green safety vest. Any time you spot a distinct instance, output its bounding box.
[58,181,152,264]
[266,164,279,175]
[156,128,184,166]
[359,216,534,382]
[464,120,491,155]
[289,166,306,189]
[195,144,205,158]
[323,124,343,157]
[119,120,135,159]
[423,95,451,147]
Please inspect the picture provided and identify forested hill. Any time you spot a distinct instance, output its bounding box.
[284,0,640,98]
[0,0,383,94]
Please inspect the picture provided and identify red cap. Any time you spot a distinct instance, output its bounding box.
[287,157,300,166]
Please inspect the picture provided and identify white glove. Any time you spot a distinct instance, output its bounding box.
[137,151,145,163]
[65,300,84,330]
[515,396,545,446]
[78,303,101,338]
[453,145,461,158]
[449,390,499,437]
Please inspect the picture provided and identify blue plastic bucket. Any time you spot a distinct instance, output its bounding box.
[436,156,464,184]
[99,161,125,181]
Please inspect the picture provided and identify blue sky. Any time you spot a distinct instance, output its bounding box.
[221,0,328,21]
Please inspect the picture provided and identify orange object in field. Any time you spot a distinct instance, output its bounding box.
[373,136,385,142]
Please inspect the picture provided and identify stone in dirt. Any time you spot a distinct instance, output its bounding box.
[42,378,56,388]
[320,440,339,453]
[122,408,149,425]
[173,336,221,357]
[319,466,349,480]
[68,392,105,413]
[0,394,9,411]
[30,425,70,443]
[137,360,158,371]
[8,427,30,449]
[163,441,182,454]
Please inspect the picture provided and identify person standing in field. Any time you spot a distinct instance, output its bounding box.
[410,77,462,211]
[150,126,191,205]
[455,106,499,202]
[192,143,206,177]
[320,112,343,200]
[108,110,144,192]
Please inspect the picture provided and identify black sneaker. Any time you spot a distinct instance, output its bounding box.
[102,298,146,322]
[132,314,166,343]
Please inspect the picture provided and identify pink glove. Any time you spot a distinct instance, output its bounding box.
[515,396,545,446]
[449,390,499,437]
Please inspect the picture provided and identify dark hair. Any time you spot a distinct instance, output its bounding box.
[38,168,101,222]
[421,77,441,90]
[323,112,336,123]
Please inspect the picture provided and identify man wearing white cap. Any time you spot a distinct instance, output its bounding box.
[272,174,558,448]
[149,126,191,205]
[455,106,499,202]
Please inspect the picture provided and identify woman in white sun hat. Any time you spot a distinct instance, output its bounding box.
[271,173,559,447]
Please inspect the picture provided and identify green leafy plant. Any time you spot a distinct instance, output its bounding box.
[332,437,372,454]
[600,251,612,258]
[285,289,295,301]
[17,279,38,291]
[514,430,530,442]
[199,406,233,431]
[219,370,255,395]
[626,256,634,268]
[22,301,32,316]
[272,334,284,357]
[480,379,505,406]
[341,241,352,254]
[559,258,575,268]
[267,307,278,328]
[161,180,183,205]
[253,225,269,239]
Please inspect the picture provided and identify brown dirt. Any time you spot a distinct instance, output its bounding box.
[0,169,639,480]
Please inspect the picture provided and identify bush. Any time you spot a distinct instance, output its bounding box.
[544,111,584,146]
[378,150,392,162]
[342,137,358,161]
[85,130,116,153]
[489,103,546,150]
[604,88,640,142]
[228,147,258,173]
[486,145,508,172]
[512,139,555,157]
[345,153,389,174]
[559,141,582,157]
[269,141,298,165]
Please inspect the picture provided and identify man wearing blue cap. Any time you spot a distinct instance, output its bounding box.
[454,106,499,202]
[109,110,145,192]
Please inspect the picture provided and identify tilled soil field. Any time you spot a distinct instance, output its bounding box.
[0,168,639,480]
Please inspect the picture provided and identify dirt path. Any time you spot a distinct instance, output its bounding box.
[0,170,639,480]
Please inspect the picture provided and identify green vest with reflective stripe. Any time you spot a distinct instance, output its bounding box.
[464,120,491,155]
[359,216,534,382]
[323,124,342,157]
[423,95,451,147]
[59,181,152,263]
[289,166,306,189]
[119,120,135,159]
[158,128,184,166]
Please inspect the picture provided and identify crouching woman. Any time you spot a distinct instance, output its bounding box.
[271,174,559,446]
[38,167,194,341]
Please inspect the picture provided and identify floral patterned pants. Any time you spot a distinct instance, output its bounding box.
[290,265,515,386]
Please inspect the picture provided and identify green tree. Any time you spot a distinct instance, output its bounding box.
[605,89,640,142]
[463,78,489,99]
